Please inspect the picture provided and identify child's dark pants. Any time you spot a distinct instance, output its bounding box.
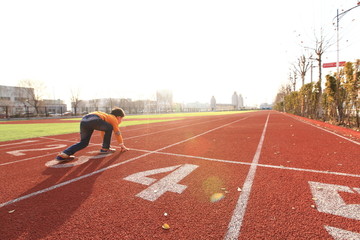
[63,114,113,155]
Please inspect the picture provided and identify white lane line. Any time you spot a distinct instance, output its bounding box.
[131,148,360,178]
[124,117,238,140]
[285,113,360,145]
[0,140,39,148]
[0,117,245,208]
[39,117,228,144]
[122,117,189,132]
[1,117,247,167]
[0,153,152,208]
[225,113,270,240]
[0,153,56,166]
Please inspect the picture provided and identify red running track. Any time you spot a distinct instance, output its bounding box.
[0,110,359,239]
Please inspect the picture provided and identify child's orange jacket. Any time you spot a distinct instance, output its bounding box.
[91,111,123,144]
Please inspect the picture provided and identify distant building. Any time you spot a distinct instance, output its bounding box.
[73,98,158,115]
[211,91,245,112]
[232,92,239,109]
[0,85,31,116]
[210,96,216,111]
[156,89,173,112]
[41,99,68,114]
[231,92,244,110]
[0,85,67,117]
[260,103,272,109]
[184,102,210,112]
[238,94,244,108]
[215,103,236,111]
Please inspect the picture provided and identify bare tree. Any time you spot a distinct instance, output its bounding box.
[70,88,82,115]
[310,29,332,118]
[294,54,311,87]
[289,70,297,92]
[119,98,130,113]
[17,79,46,115]
[273,83,292,112]
[293,54,312,116]
[156,90,173,112]
[107,98,115,112]
[314,33,331,92]
[89,99,100,111]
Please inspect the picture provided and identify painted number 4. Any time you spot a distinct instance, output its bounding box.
[124,164,198,202]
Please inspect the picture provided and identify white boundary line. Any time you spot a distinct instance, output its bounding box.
[284,113,360,146]
[0,117,246,208]
[225,113,270,239]
[130,148,360,178]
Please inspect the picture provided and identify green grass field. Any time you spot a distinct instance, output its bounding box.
[0,111,253,142]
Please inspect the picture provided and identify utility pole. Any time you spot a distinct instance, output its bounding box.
[334,2,360,78]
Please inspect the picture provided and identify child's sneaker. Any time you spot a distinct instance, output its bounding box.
[56,152,75,161]
[100,148,116,154]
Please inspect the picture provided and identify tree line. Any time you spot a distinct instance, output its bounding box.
[274,60,360,129]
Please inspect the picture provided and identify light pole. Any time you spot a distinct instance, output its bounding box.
[334,2,360,78]
[310,62,318,83]
[308,57,318,83]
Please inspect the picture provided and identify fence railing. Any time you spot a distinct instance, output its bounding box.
[0,105,218,119]
[0,106,71,119]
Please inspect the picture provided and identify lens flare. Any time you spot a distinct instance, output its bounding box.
[210,192,225,203]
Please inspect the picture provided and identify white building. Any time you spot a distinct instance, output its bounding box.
[231,92,244,110]
[210,96,216,111]
[156,89,173,112]
[238,94,244,108]
[0,85,67,117]
[232,92,239,109]
[0,85,35,116]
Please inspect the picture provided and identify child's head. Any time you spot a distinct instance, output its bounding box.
[111,107,125,118]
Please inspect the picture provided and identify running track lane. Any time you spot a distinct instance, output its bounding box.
[0,114,236,203]
[238,112,360,239]
[0,112,261,239]
[0,111,359,239]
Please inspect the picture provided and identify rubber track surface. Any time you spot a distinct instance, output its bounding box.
[0,111,359,239]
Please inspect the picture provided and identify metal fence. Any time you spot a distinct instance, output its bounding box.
[0,105,215,119]
[0,106,70,119]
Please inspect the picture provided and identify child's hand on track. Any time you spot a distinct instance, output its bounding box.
[119,143,129,152]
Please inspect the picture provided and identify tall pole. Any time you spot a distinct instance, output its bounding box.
[336,9,339,79]
[334,3,360,79]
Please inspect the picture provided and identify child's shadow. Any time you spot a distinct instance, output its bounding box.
[0,151,123,240]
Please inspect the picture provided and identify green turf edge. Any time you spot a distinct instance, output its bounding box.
[0,118,181,142]
[61,110,255,121]
[1,111,254,142]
